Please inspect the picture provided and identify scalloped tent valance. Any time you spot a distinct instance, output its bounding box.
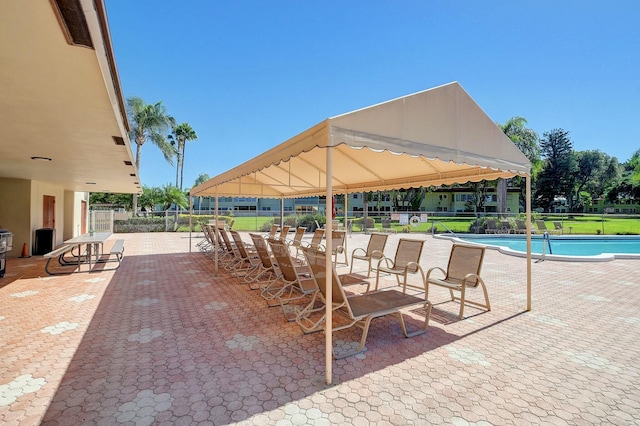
[191,82,530,198]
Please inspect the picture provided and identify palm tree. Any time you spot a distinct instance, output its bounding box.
[161,184,188,211]
[127,96,175,213]
[168,123,198,191]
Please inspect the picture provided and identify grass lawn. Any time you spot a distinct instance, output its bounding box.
[185,214,640,235]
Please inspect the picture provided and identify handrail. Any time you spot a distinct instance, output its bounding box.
[430,221,457,237]
[536,231,553,263]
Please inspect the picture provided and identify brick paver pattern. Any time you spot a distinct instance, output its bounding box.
[0,232,638,425]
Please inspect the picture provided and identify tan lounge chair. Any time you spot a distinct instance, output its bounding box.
[373,238,426,293]
[266,224,279,239]
[535,220,560,235]
[286,226,307,258]
[514,219,528,234]
[485,219,499,234]
[278,225,291,240]
[426,243,490,320]
[328,230,348,266]
[553,221,564,234]
[300,248,431,358]
[350,233,388,277]
[263,238,317,320]
[246,233,279,290]
[302,228,324,251]
[229,231,260,278]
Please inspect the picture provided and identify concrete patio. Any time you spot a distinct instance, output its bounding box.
[0,231,638,425]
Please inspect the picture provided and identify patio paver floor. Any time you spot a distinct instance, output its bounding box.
[0,232,638,425]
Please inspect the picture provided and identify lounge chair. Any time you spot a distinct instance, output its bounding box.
[229,231,260,278]
[328,230,348,266]
[264,238,317,320]
[514,219,528,234]
[277,225,291,240]
[266,224,279,239]
[553,221,564,234]
[373,238,426,293]
[381,218,397,234]
[286,226,307,258]
[246,233,279,290]
[306,229,325,249]
[485,219,499,234]
[426,243,490,320]
[210,226,236,266]
[350,233,388,277]
[535,220,560,235]
[300,248,432,358]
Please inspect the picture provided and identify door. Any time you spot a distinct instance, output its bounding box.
[81,201,87,234]
[43,195,55,229]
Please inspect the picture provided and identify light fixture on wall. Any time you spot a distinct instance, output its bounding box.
[31,156,52,161]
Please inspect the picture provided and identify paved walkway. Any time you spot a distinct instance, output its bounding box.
[0,232,638,425]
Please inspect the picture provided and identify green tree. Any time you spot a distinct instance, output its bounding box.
[498,116,541,214]
[534,129,577,212]
[168,122,198,190]
[137,186,163,212]
[572,150,620,211]
[160,184,189,211]
[193,173,210,187]
[89,192,133,210]
[391,187,426,211]
[127,96,175,213]
[629,149,640,183]
[606,150,640,203]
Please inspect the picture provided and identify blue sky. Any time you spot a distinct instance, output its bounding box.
[105,1,640,190]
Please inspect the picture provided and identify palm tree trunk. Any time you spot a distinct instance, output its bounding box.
[175,151,180,187]
[180,143,186,190]
[133,142,143,214]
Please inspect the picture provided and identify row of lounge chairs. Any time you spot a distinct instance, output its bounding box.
[198,224,490,359]
[485,219,565,234]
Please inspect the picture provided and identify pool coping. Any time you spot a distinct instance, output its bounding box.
[435,234,640,262]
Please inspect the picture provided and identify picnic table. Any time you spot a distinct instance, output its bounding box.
[44,232,124,275]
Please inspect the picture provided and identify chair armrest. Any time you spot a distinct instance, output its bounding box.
[426,266,446,280]
[370,250,385,259]
[351,247,367,257]
[376,255,393,269]
[462,273,484,288]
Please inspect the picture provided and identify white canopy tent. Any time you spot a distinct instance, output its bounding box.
[191,81,532,384]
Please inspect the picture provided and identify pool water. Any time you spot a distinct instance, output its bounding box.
[443,235,640,261]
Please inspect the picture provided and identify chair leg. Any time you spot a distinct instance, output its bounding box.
[458,286,466,320]
[333,317,373,359]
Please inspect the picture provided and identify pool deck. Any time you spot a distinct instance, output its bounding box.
[1,232,639,425]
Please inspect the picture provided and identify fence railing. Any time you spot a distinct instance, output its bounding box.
[90,210,114,233]
[115,210,640,235]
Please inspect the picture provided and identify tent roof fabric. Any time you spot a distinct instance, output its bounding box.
[191,82,530,198]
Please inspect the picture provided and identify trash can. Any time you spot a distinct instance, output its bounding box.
[0,230,12,278]
[34,228,55,256]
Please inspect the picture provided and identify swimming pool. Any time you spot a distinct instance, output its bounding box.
[438,234,640,261]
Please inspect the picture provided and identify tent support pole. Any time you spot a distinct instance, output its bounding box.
[215,188,219,276]
[189,195,193,253]
[325,147,333,385]
[281,198,284,230]
[526,175,532,311]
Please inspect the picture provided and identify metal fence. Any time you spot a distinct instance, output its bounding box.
[90,210,114,233]
[120,210,640,235]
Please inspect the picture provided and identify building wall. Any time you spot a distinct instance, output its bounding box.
[64,191,89,240]
[0,178,32,258]
[30,180,66,248]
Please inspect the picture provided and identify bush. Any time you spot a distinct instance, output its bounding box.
[114,217,165,233]
[296,213,326,231]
